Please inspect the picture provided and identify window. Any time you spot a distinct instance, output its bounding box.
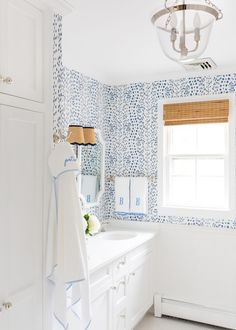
[158,98,235,217]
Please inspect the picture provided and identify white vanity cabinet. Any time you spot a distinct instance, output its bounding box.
[89,239,154,330]
[0,0,43,102]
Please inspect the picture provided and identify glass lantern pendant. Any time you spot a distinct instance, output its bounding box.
[151,0,223,63]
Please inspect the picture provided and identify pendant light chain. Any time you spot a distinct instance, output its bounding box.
[165,0,178,28]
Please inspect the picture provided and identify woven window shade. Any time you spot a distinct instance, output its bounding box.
[163,99,229,126]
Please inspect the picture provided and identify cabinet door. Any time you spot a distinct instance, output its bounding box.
[0,109,7,330]
[113,275,128,330]
[0,105,44,330]
[89,288,112,330]
[0,0,43,101]
[128,254,152,329]
[114,309,127,330]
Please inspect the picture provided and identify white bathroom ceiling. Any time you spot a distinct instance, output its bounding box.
[62,0,236,85]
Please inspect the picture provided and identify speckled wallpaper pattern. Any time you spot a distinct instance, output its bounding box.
[53,14,236,229]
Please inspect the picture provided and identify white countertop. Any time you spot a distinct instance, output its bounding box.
[87,229,155,274]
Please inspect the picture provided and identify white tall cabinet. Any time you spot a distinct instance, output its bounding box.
[0,1,76,330]
[0,106,44,330]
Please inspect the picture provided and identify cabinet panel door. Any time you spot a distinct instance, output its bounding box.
[114,308,127,330]
[0,105,44,330]
[0,1,4,78]
[128,254,152,329]
[0,109,7,330]
[0,0,43,102]
[90,289,112,330]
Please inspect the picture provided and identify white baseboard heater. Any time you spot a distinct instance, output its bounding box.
[154,294,236,330]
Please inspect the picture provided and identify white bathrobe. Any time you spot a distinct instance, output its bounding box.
[47,142,91,330]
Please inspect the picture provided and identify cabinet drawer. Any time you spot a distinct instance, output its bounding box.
[90,266,112,300]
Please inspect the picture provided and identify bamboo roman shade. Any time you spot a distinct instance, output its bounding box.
[163,99,229,126]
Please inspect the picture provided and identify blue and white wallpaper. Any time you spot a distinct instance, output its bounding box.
[54,15,236,229]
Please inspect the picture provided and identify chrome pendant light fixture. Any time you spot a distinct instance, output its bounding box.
[151,0,223,63]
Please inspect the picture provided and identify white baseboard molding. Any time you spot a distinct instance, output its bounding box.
[154,295,236,330]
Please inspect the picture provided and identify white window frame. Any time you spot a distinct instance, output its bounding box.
[157,94,236,219]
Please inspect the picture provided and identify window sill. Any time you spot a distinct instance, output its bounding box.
[158,205,235,219]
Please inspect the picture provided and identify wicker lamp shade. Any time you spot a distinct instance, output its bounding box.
[66,125,85,145]
[83,127,96,145]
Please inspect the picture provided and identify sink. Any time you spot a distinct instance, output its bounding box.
[98,231,137,241]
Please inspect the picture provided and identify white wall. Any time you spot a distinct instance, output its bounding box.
[155,224,236,310]
[110,220,236,328]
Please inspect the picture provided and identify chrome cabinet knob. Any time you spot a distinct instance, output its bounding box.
[4,77,13,84]
[3,302,12,310]
[111,286,117,291]
[128,272,136,282]
[0,75,13,84]
[117,261,126,269]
